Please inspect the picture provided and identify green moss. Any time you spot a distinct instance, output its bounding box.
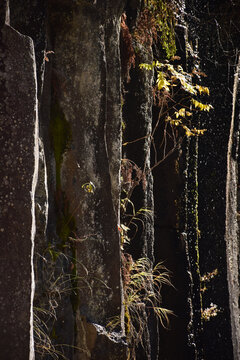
[57,213,75,246]
[50,101,74,246]
[146,0,176,59]
[56,193,76,247]
[50,101,77,249]
[50,101,72,190]
[185,135,203,326]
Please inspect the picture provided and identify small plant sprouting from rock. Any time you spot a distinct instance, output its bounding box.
[201,303,220,322]
[111,159,174,359]
[81,181,96,194]
[33,246,90,359]
[200,269,220,322]
[123,256,173,348]
[108,253,173,360]
[34,307,68,360]
[200,268,218,294]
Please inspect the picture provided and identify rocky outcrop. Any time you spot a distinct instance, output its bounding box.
[0,1,38,359]
[48,1,126,358]
[1,1,240,359]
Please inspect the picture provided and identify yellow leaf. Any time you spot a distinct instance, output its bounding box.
[181,80,197,95]
[170,119,182,126]
[191,99,213,111]
[183,125,194,137]
[192,128,207,135]
[139,63,154,71]
[157,72,170,91]
[178,108,186,117]
[196,84,210,95]
[155,60,164,68]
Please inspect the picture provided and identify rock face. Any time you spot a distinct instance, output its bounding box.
[1,0,240,359]
[0,2,38,359]
[185,1,240,359]
[48,1,126,357]
[225,55,240,360]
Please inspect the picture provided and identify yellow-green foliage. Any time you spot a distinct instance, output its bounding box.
[145,0,176,58]
[140,60,213,136]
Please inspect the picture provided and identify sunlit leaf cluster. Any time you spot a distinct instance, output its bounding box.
[140,60,213,137]
[201,303,220,321]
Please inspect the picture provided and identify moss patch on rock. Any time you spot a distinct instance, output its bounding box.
[50,101,72,191]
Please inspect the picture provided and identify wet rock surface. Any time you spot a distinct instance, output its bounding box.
[0,1,240,359]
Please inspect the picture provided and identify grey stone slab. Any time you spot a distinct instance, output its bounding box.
[0,24,38,359]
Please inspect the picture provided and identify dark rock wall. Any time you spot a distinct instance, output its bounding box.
[48,2,126,357]
[1,0,240,359]
[0,2,38,359]
[185,1,240,359]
